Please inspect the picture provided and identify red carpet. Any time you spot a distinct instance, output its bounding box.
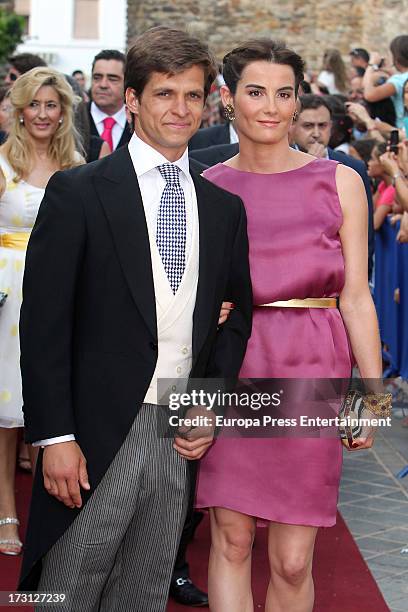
[1,472,389,611]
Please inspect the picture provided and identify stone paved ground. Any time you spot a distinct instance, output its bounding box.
[339,408,408,612]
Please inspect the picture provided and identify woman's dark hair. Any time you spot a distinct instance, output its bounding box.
[125,26,217,99]
[222,39,305,96]
[390,35,408,69]
[329,114,354,148]
[373,140,388,157]
[350,138,377,166]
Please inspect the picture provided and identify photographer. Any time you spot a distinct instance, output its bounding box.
[363,37,408,129]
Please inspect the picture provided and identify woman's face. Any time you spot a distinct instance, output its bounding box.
[367,149,383,178]
[221,60,297,147]
[0,96,13,132]
[21,85,63,142]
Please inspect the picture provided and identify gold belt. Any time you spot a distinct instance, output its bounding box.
[256,298,338,309]
[0,232,30,250]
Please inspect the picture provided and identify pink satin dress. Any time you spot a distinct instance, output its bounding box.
[195,158,352,526]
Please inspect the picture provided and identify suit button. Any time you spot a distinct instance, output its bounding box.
[149,342,158,351]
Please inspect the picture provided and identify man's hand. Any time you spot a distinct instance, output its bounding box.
[174,406,215,460]
[307,142,326,158]
[43,441,90,508]
[218,301,234,325]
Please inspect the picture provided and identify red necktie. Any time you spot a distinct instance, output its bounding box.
[101,117,116,152]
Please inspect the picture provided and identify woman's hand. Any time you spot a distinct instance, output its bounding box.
[397,211,408,242]
[397,141,408,175]
[379,151,400,177]
[218,301,234,325]
[346,101,371,127]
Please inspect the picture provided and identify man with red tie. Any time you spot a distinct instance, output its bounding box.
[89,49,132,152]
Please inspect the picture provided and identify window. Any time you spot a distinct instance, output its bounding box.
[14,0,30,35]
[73,0,99,39]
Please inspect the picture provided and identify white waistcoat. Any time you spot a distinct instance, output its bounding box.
[144,202,199,405]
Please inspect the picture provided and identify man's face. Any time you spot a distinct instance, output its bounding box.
[74,72,86,90]
[348,77,364,102]
[293,106,332,151]
[91,59,124,115]
[126,65,206,161]
[4,66,20,86]
[350,54,368,70]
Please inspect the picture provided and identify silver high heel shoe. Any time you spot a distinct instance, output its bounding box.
[0,517,23,556]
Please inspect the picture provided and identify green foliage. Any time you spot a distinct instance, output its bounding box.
[0,8,25,65]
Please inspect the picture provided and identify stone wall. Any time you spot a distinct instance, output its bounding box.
[127,0,408,70]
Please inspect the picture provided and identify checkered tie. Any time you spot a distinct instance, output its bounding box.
[156,164,186,293]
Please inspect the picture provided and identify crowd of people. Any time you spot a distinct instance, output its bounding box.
[0,26,405,612]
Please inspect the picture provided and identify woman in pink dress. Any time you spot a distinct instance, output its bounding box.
[195,39,383,611]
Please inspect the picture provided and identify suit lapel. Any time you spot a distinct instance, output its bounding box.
[117,123,132,148]
[94,147,157,340]
[191,166,224,359]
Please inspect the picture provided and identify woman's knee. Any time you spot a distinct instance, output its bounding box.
[272,553,312,586]
[211,510,255,564]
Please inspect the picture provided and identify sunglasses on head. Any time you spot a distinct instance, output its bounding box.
[8,72,18,82]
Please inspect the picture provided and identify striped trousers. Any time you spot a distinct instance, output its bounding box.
[36,404,189,612]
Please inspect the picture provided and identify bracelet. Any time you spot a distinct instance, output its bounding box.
[363,392,392,418]
[392,172,403,186]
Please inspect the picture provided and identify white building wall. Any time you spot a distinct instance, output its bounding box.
[16,0,127,83]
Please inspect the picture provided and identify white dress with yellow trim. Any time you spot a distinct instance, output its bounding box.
[0,153,45,428]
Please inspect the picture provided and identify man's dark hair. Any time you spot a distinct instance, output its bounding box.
[299,94,333,118]
[125,27,217,99]
[349,48,370,63]
[222,39,305,96]
[7,53,46,74]
[390,35,408,69]
[92,49,126,73]
[72,69,84,77]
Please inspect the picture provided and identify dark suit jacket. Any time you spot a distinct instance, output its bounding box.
[328,148,374,278]
[19,147,252,589]
[189,123,230,150]
[190,143,239,166]
[88,103,132,150]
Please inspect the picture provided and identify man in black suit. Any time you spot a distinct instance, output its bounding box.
[190,141,238,166]
[189,120,236,150]
[292,95,375,278]
[89,49,132,152]
[19,27,252,612]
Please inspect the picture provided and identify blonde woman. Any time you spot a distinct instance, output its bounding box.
[318,49,348,95]
[0,67,83,556]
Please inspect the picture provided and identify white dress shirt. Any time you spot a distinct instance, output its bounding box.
[229,123,239,144]
[90,102,128,150]
[34,133,197,447]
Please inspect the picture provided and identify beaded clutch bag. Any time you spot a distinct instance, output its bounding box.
[339,390,392,449]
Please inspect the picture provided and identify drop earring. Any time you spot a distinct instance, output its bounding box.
[223,104,235,122]
[292,110,299,122]
[19,117,24,124]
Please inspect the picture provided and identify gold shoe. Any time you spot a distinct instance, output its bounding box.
[0,517,23,556]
